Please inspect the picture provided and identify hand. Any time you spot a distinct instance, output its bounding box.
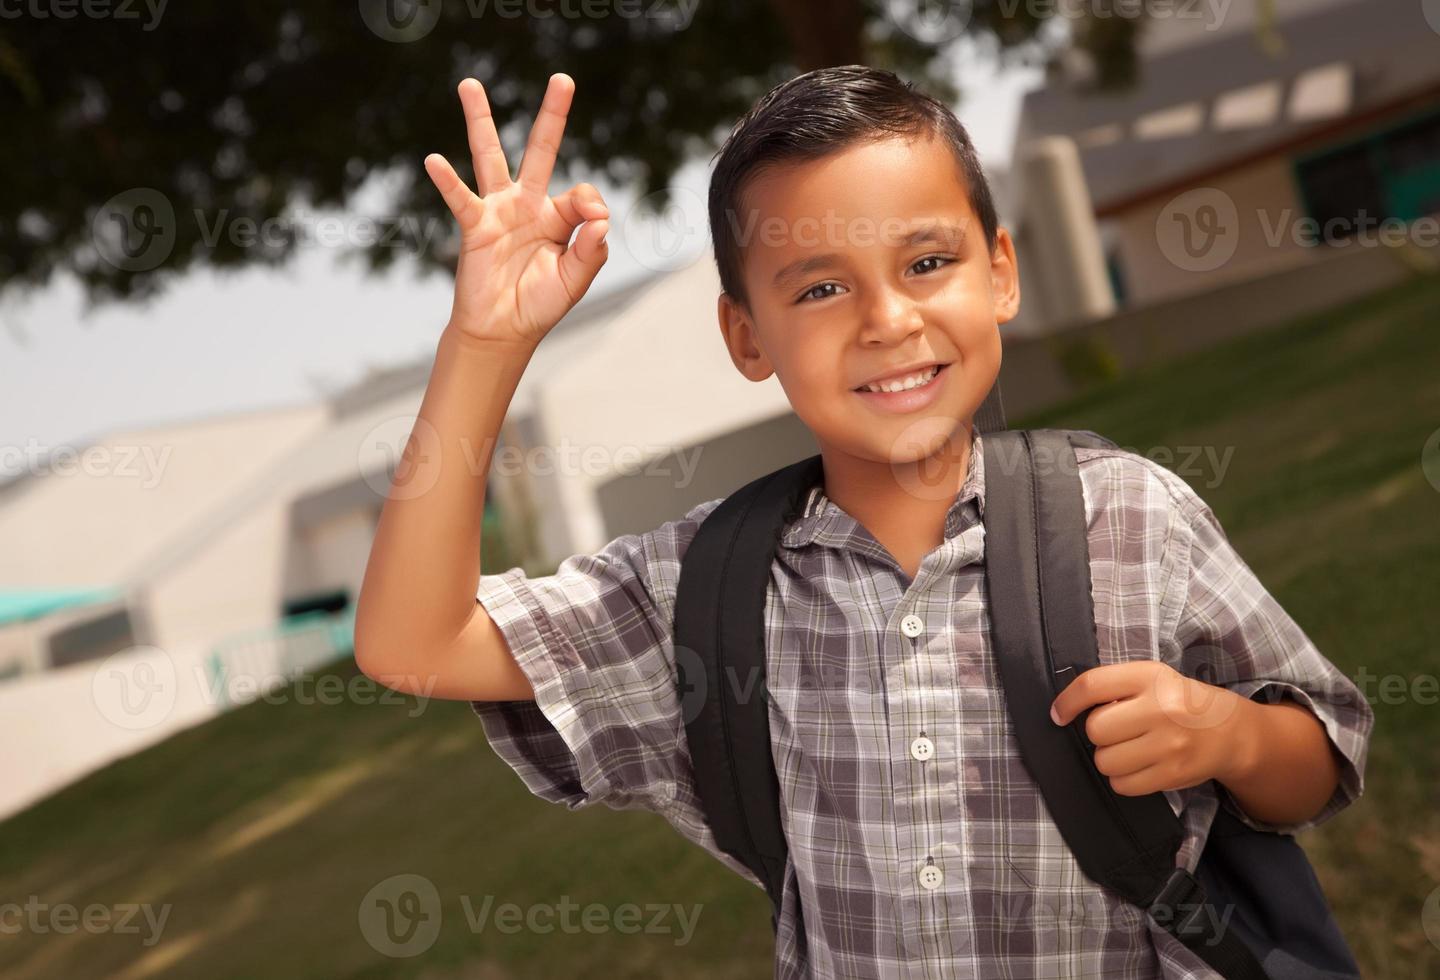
[424,73,610,348]
[1048,660,1256,797]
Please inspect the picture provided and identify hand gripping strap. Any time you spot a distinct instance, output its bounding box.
[981,429,1269,979]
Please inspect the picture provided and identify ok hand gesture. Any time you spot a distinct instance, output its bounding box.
[424,73,611,349]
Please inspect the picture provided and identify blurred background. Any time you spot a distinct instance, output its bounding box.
[2,0,1438,976]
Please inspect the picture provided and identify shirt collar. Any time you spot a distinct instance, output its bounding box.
[781,427,986,550]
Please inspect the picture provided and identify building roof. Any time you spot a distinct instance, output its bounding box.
[328,268,670,420]
[1017,0,1440,212]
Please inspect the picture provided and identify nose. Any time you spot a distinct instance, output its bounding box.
[858,283,925,346]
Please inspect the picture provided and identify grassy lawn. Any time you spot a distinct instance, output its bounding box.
[3,270,1437,978]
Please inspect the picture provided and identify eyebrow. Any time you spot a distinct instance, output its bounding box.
[770,220,969,289]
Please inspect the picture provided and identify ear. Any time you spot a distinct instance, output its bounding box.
[989,225,1021,325]
[717,292,775,382]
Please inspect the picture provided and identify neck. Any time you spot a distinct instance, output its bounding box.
[817,421,974,539]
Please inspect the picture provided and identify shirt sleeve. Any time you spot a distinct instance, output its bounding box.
[469,497,722,816]
[1162,489,1374,837]
[468,495,770,893]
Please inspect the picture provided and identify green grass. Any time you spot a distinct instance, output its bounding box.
[4,270,1438,978]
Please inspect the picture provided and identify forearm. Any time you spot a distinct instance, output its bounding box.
[1218,694,1341,828]
[355,326,535,668]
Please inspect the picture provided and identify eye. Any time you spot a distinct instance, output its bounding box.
[911,255,953,275]
[796,281,844,304]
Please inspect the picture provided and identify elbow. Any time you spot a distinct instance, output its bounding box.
[352,618,408,690]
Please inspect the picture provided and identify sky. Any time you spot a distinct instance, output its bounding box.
[1,45,1041,470]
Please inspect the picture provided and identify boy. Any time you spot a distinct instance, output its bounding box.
[356,66,1373,978]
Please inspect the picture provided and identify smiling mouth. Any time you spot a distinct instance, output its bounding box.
[854,363,948,394]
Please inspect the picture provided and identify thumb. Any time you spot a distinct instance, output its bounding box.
[557,217,608,304]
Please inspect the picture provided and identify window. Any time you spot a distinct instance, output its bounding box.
[1294,106,1440,241]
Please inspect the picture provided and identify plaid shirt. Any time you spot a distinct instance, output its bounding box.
[471,426,1373,979]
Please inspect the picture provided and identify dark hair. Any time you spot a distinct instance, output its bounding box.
[707,65,998,310]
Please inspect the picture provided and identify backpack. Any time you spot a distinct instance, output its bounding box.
[673,384,1362,980]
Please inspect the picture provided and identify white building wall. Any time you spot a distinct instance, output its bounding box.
[536,251,793,557]
[0,405,329,588]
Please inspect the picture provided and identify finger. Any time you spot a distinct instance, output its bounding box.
[1092,729,1169,779]
[517,73,575,195]
[424,153,483,231]
[557,217,608,305]
[458,78,511,196]
[1081,697,1151,747]
[1050,662,1155,726]
[551,183,608,237]
[1107,761,1182,798]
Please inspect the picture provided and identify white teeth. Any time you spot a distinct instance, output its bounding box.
[860,364,940,393]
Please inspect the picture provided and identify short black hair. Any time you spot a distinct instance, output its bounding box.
[707,65,998,311]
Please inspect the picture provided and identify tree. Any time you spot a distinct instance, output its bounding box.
[0,0,1139,308]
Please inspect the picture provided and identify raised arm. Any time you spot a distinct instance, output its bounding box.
[354,73,610,701]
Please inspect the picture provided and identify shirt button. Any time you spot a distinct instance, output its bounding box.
[910,735,935,761]
[919,863,944,890]
[900,615,924,638]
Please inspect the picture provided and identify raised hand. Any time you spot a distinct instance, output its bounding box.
[424,73,610,349]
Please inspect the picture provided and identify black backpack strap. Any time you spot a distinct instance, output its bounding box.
[674,452,823,932]
[982,428,1270,979]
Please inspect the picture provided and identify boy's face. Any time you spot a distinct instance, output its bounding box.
[717,133,1018,470]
